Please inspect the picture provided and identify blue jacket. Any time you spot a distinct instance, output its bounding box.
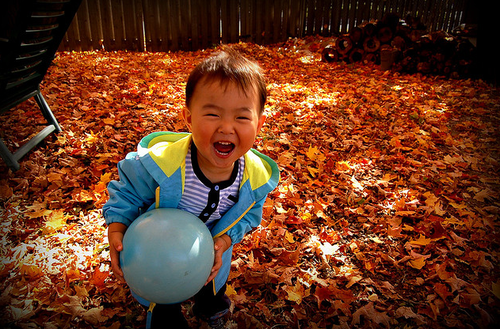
[103,131,279,295]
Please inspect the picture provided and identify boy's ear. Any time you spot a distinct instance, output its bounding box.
[257,114,266,132]
[182,108,192,129]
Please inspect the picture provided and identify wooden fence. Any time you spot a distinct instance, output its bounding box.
[60,0,468,52]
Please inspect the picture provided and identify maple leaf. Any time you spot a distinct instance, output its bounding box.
[395,306,426,324]
[314,286,333,307]
[24,201,52,218]
[44,209,66,232]
[306,145,319,160]
[473,189,494,202]
[82,306,109,325]
[7,300,35,321]
[283,281,309,304]
[406,234,432,247]
[352,302,391,327]
[90,267,109,289]
[20,264,42,279]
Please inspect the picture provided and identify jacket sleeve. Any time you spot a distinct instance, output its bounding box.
[102,152,158,227]
[224,196,266,245]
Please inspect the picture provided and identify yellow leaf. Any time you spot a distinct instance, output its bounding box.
[45,209,66,232]
[306,146,318,160]
[409,257,426,269]
[336,161,350,171]
[226,284,237,297]
[47,172,63,183]
[307,166,319,177]
[449,202,467,210]
[407,235,432,246]
[100,172,113,184]
[285,231,295,243]
[284,282,308,304]
[20,264,42,279]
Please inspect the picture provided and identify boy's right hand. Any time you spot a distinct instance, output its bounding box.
[108,222,128,282]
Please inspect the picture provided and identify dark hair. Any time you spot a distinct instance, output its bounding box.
[185,48,267,114]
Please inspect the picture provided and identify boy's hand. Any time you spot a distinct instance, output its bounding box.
[108,222,128,282]
[206,234,232,285]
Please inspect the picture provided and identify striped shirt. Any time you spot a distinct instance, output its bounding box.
[178,143,244,229]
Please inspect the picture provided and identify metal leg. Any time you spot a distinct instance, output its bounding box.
[0,91,61,171]
[34,91,62,132]
[0,138,21,172]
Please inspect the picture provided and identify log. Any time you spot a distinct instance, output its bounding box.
[349,47,364,63]
[349,27,363,44]
[321,45,339,63]
[362,23,376,37]
[363,52,379,64]
[377,26,393,44]
[391,36,406,50]
[363,36,380,53]
[335,35,353,55]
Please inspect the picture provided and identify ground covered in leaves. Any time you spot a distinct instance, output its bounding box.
[1,38,499,328]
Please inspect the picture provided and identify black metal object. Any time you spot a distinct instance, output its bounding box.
[0,0,82,171]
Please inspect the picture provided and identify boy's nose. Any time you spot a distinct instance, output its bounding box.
[217,119,235,134]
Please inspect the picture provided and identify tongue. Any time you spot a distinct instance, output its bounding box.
[214,142,234,154]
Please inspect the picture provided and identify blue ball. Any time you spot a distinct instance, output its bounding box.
[120,208,214,304]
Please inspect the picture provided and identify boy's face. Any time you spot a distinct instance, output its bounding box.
[183,78,266,181]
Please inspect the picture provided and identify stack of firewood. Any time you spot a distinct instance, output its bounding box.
[321,13,476,78]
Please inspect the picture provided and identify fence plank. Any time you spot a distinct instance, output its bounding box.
[121,0,142,51]
[197,0,209,49]
[87,0,104,50]
[240,0,252,41]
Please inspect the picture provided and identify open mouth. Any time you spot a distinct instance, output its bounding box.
[214,141,235,156]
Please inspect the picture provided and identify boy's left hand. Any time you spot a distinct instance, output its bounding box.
[205,234,232,285]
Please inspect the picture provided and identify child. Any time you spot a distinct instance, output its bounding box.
[102,48,280,328]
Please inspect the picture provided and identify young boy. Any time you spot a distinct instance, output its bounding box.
[102,49,280,328]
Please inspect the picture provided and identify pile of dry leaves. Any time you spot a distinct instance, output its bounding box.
[1,38,499,328]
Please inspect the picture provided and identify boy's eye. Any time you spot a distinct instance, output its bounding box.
[237,116,251,120]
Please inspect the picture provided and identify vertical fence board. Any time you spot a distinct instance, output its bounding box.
[179,0,190,50]
[230,0,239,43]
[220,0,228,44]
[110,0,124,50]
[121,0,141,51]
[88,0,104,50]
[198,0,209,49]
[63,12,81,50]
[330,0,341,35]
[240,0,252,41]
[289,0,304,38]
[99,0,114,50]
[263,0,273,44]
[273,1,282,43]
[142,0,154,50]
[281,0,290,39]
